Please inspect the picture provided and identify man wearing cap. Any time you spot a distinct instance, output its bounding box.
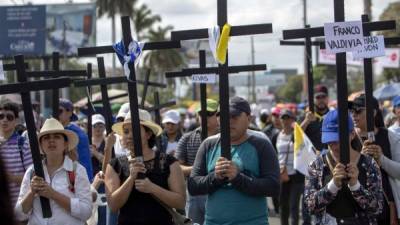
[389,96,400,135]
[175,99,220,225]
[161,109,183,155]
[58,98,93,181]
[189,96,280,225]
[301,84,330,152]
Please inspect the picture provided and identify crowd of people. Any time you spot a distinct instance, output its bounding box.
[0,83,400,225]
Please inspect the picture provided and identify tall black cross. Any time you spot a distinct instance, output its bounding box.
[361,14,400,142]
[166,50,266,140]
[73,59,167,134]
[77,16,181,169]
[85,63,96,145]
[0,55,72,218]
[26,52,87,118]
[171,0,272,159]
[280,27,325,112]
[282,0,395,164]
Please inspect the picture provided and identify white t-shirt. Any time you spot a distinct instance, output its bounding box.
[166,141,179,155]
[113,134,128,157]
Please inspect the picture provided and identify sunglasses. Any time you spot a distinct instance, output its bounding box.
[0,113,15,121]
[207,111,218,117]
[350,107,365,114]
[93,123,105,128]
[58,108,70,114]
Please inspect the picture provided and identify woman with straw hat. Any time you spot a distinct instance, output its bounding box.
[105,109,185,225]
[14,118,93,225]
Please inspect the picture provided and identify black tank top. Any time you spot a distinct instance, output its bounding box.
[110,150,176,225]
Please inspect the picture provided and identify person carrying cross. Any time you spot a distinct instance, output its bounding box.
[301,84,331,152]
[188,96,280,225]
[15,118,93,225]
[304,109,383,225]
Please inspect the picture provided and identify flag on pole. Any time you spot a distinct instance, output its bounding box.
[294,122,317,176]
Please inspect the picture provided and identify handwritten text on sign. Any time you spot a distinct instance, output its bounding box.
[192,74,216,84]
[324,21,364,54]
[0,60,4,81]
[352,35,385,59]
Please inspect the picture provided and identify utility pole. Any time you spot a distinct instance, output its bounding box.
[302,0,308,101]
[251,36,256,102]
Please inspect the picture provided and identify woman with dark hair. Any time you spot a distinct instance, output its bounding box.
[0,157,16,225]
[350,94,400,224]
[305,109,383,225]
[14,118,93,225]
[105,109,185,225]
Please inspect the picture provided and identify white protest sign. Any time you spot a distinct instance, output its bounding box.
[324,21,364,54]
[0,60,4,81]
[192,74,216,84]
[352,35,385,59]
[378,48,400,68]
[318,49,363,66]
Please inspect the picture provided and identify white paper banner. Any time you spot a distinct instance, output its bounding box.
[378,48,400,68]
[352,35,385,59]
[0,60,4,81]
[324,21,364,54]
[192,74,216,84]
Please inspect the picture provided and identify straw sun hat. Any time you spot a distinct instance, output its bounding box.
[112,109,162,137]
[38,118,79,151]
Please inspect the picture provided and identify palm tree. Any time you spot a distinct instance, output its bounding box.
[142,25,186,84]
[96,0,136,80]
[132,4,161,40]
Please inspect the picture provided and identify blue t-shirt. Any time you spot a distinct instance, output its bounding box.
[66,123,93,181]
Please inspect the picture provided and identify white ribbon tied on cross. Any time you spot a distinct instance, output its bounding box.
[208,26,220,63]
[123,41,144,79]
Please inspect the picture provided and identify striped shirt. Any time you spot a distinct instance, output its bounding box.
[175,128,202,166]
[0,132,33,206]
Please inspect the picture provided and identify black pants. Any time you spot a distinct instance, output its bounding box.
[279,174,305,225]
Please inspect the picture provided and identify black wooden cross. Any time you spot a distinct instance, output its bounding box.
[0,55,72,218]
[280,27,325,112]
[26,52,87,118]
[73,58,167,134]
[171,0,272,159]
[166,50,266,140]
[360,14,400,142]
[85,63,96,145]
[282,0,395,164]
[78,16,181,170]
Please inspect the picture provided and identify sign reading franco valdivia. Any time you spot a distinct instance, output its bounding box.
[0,3,96,57]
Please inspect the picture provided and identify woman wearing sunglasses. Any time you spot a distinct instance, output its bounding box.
[349,94,400,225]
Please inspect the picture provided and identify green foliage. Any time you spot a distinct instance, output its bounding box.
[276,75,304,103]
[313,65,336,84]
[379,2,400,37]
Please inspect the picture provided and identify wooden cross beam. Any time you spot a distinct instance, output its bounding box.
[78,16,181,172]
[282,0,395,164]
[170,0,272,159]
[361,14,400,141]
[25,52,87,118]
[166,50,267,140]
[2,63,28,71]
[280,25,325,112]
[0,55,73,218]
[85,63,96,145]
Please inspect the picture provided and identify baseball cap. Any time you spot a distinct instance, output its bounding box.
[92,114,105,126]
[321,109,354,144]
[59,98,78,121]
[229,96,251,116]
[315,84,328,97]
[162,110,181,124]
[196,99,219,113]
[116,103,130,119]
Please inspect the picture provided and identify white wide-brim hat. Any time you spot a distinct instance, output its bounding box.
[112,109,162,137]
[38,118,79,151]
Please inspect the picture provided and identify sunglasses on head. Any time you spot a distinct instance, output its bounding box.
[0,113,15,121]
[350,107,365,114]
